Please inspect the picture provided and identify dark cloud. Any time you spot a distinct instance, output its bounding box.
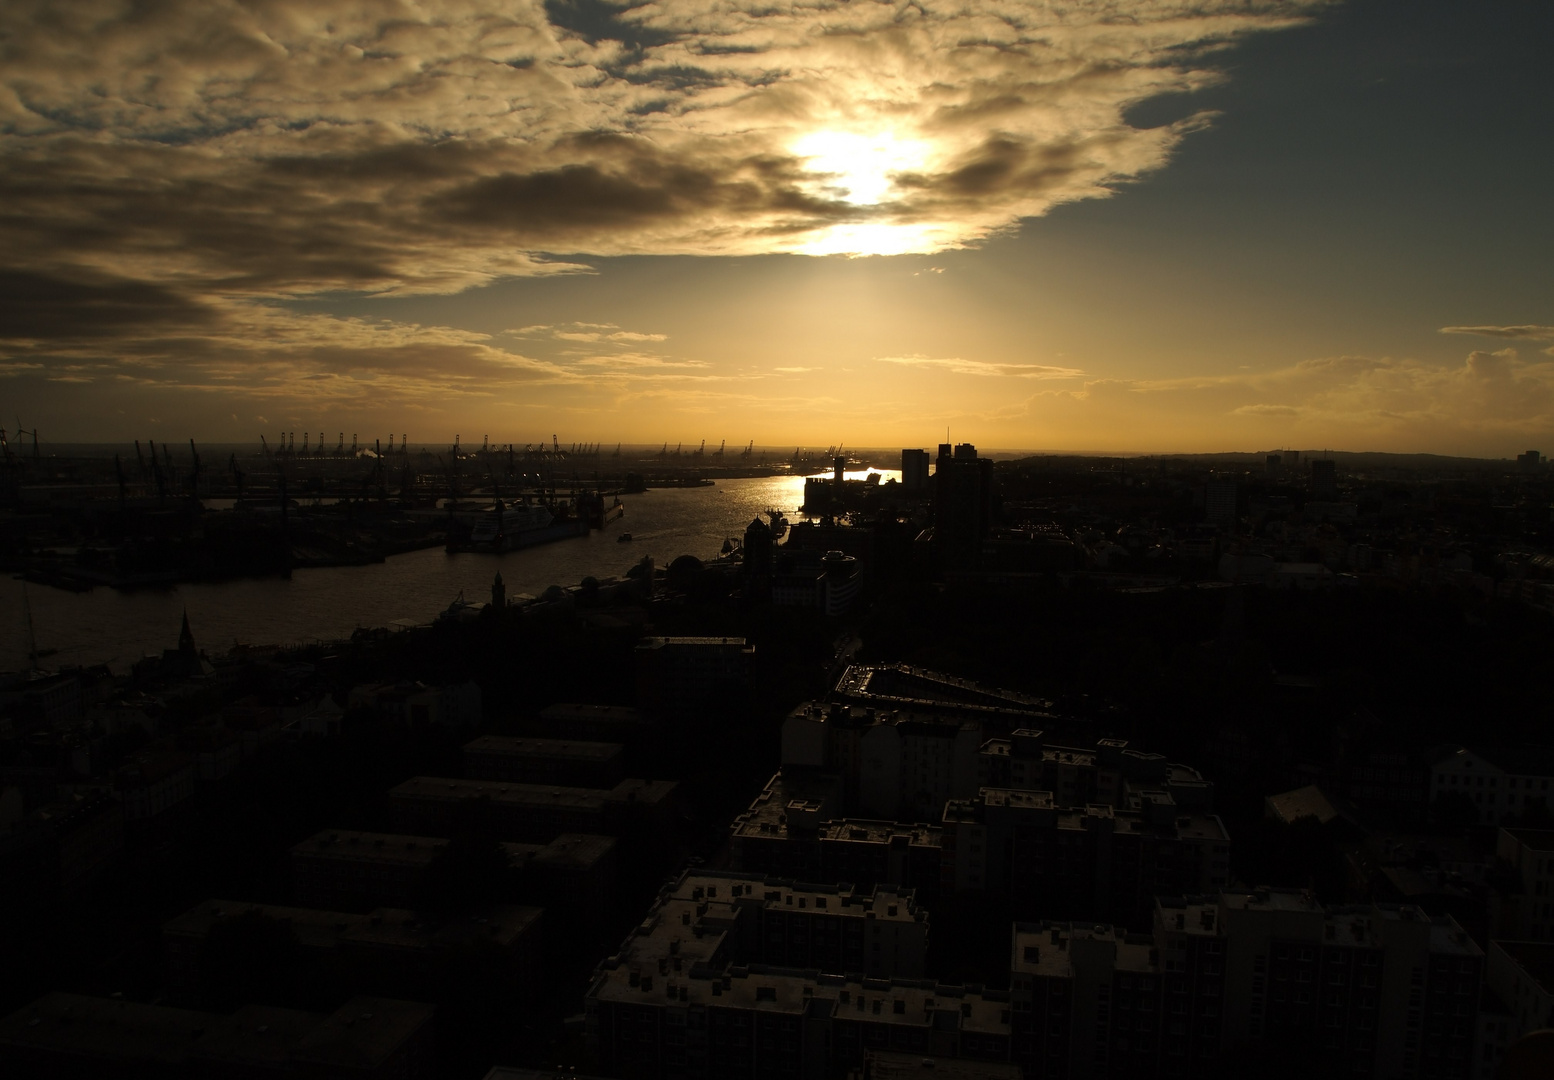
[0,271,215,339]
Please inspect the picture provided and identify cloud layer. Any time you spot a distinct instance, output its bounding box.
[0,2,1333,414]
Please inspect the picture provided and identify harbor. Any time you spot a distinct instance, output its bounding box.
[2,471,901,673]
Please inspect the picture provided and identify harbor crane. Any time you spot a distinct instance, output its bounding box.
[714,439,725,457]
[742,440,753,458]
[188,438,202,497]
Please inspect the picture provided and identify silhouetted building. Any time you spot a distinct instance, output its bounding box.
[1492,828,1554,941]
[0,992,437,1080]
[942,788,1230,930]
[463,736,626,788]
[1431,746,1554,827]
[537,702,655,746]
[781,702,981,820]
[1011,891,1482,1078]
[635,637,753,714]
[290,828,616,913]
[730,773,945,903]
[1310,457,1338,500]
[743,516,774,594]
[1485,941,1554,1053]
[933,443,994,569]
[901,449,930,495]
[387,776,677,846]
[586,872,1005,1080]
[1204,478,1237,524]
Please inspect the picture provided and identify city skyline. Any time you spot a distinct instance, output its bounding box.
[3,0,1551,455]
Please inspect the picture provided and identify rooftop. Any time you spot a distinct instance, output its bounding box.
[0,992,216,1063]
[340,906,543,952]
[538,702,651,725]
[464,736,624,761]
[292,996,436,1070]
[291,830,449,867]
[1494,940,1554,995]
[390,776,610,811]
[860,1050,1023,1080]
[164,900,369,949]
[186,1005,323,1068]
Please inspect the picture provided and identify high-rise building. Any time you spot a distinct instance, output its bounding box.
[933,443,994,569]
[1310,458,1338,500]
[901,449,931,494]
[1204,478,1238,524]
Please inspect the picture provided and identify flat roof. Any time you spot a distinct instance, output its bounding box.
[636,636,750,648]
[464,736,624,761]
[187,1004,324,1068]
[291,830,448,867]
[590,965,1008,1035]
[674,872,923,924]
[538,703,651,724]
[341,907,543,952]
[863,1050,1022,1079]
[529,832,617,870]
[0,992,216,1063]
[293,996,436,1069]
[164,900,368,948]
[389,776,609,811]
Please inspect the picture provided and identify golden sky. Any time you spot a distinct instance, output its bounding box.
[2,0,1550,454]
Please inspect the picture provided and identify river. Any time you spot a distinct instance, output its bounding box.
[4,471,897,672]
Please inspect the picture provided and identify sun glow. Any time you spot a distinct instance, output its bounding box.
[791,129,930,206]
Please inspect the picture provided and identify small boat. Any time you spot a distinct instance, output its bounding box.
[617,532,634,543]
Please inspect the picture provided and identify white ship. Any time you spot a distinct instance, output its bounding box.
[465,499,556,551]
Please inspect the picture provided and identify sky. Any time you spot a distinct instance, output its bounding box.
[2,0,1551,456]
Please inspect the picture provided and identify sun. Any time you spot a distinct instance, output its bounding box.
[788,129,938,255]
[791,129,930,206]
